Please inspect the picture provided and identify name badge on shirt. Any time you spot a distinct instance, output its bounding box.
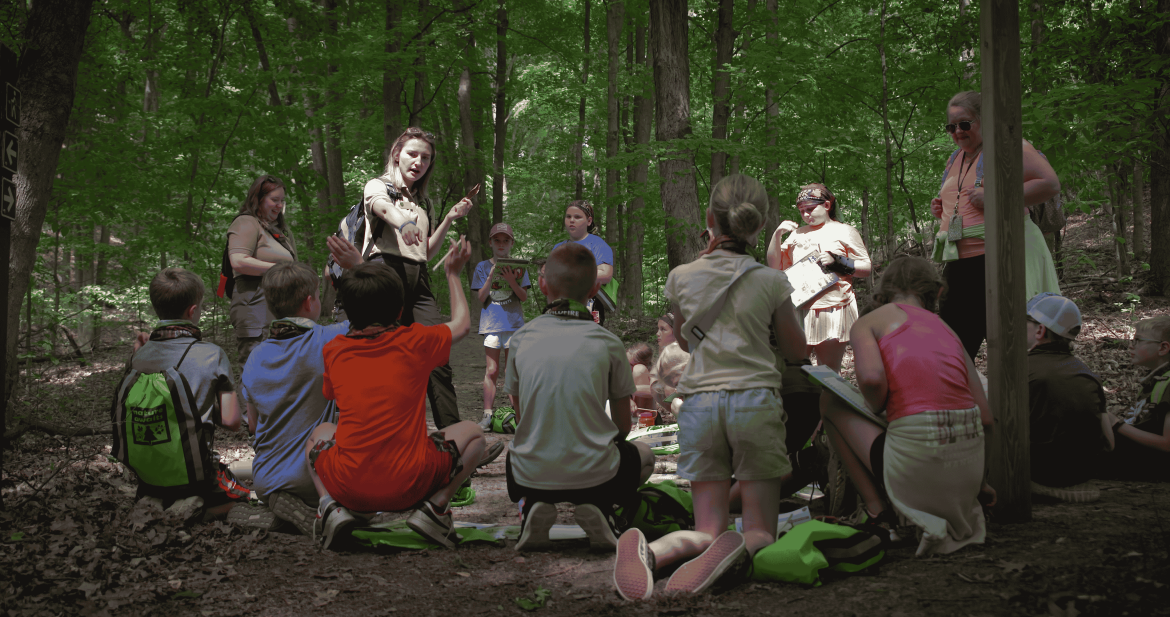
[947,214,963,242]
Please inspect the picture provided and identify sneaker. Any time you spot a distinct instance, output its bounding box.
[269,492,318,539]
[574,503,619,551]
[664,531,748,595]
[478,410,494,430]
[514,501,556,552]
[226,503,277,530]
[613,528,655,601]
[318,500,357,551]
[406,500,456,549]
[478,441,506,468]
[164,495,205,521]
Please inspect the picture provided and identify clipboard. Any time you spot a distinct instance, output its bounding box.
[801,365,888,428]
[784,254,840,309]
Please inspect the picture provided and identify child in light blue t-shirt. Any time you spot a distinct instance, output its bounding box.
[470,223,531,428]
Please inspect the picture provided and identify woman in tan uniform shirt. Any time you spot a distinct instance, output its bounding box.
[226,175,297,364]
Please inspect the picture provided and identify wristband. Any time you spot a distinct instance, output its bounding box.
[398,220,417,233]
[824,253,856,276]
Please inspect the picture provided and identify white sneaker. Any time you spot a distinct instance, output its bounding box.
[515,501,556,552]
[478,411,494,430]
[574,503,619,551]
[318,500,357,551]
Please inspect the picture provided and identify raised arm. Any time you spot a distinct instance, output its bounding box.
[427,197,473,260]
[442,236,473,343]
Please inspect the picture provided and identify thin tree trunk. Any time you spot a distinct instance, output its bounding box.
[459,65,487,264]
[493,0,508,225]
[1133,157,1146,261]
[763,0,780,258]
[861,186,872,257]
[622,19,649,316]
[605,0,624,247]
[1151,0,1170,295]
[384,0,404,160]
[409,0,430,127]
[245,4,281,106]
[1110,170,1130,275]
[709,0,733,190]
[880,0,894,262]
[324,0,346,243]
[574,0,592,200]
[649,0,705,270]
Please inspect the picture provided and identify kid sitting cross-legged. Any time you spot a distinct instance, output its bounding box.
[239,260,350,536]
[303,239,487,550]
[504,242,655,552]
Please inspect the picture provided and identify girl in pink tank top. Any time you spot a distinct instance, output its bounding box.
[821,256,996,556]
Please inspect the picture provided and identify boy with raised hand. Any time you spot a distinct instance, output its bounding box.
[1103,315,1170,482]
[238,260,350,536]
[117,268,242,517]
[303,238,487,550]
[1024,292,1108,501]
[471,222,530,429]
[504,242,655,552]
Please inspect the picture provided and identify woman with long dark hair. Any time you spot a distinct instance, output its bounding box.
[226,175,297,364]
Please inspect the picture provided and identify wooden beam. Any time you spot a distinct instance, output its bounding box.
[981,0,1031,522]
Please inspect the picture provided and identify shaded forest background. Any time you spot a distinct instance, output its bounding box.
[1,0,1168,402]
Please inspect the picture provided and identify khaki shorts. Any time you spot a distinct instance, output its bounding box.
[676,388,791,482]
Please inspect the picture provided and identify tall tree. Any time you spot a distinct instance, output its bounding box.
[1149,0,1170,295]
[605,0,623,246]
[492,0,507,224]
[573,0,591,201]
[384,0,404,159]
[709,0,733,189]
[622,16,650,315]
[323,0,347,228]
[649,0,704,270]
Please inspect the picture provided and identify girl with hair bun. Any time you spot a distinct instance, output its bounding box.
[552,200,615,324]
[767,183,872,373]
[820,255,995,556]
[613,174,807,600]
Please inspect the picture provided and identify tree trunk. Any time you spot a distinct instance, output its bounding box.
[493,0,508,225]
[245,4,281,106]
[409,0,430,127]
[622,19,650,317]
[880,0,894,263]
[6,0,96,442]
[459,66,487,264]
[649,0,705,270]
[861,186,872,257]
[324,0,347,243]
[709,0,733,190]
[1108,170,1129,275]
[763,0,780,258]
[605,0,624,247]
[574,0,592,200]
[1150,0,1170,295]
[384,0,404,160]
[1133,157,1146,261]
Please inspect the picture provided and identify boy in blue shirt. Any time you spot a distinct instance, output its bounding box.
[240,260,350,537]
[470,223,531,428]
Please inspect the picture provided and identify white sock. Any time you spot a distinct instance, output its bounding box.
[482,409,493,417]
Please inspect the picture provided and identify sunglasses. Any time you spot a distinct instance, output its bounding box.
[945,121,974,134]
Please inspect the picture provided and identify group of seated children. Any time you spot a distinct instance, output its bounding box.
[114,185,1169,600]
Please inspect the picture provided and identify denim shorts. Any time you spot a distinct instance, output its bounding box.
[676,388,790,482]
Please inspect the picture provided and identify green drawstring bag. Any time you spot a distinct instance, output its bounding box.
[751,520,885,586]
[351,521,502,550]
[491,407,517,434]
[614,481,694,540]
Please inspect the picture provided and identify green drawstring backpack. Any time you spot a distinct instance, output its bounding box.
[614,481,695,540]
[492,407,517,434]
[751,520,885,586]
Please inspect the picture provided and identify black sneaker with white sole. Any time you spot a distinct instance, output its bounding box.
[406,500,456,549]
[318,501,357,551]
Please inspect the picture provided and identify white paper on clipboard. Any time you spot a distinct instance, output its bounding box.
[783,254,840,309]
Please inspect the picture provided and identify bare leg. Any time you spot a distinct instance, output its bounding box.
[819,392,886,516]
[648,479,729,569]
[633,441,655,485]
[304,422,337,500]
[427,421,486,509]
[738,478,782,555]
[812,339,849,373]
[483,347,502,410]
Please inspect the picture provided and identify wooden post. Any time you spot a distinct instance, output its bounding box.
[981,0,1031,522]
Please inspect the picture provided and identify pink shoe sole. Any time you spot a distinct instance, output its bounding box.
[613,529,654,601]
[664,531,746,595]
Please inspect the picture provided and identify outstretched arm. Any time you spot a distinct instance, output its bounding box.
[442,236,473,344]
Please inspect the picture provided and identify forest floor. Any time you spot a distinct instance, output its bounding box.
[2,210,1170,616]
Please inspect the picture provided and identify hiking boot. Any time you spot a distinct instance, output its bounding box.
[478,411,494,430]
[226,503,277,530]
[406,500,456,549]
[478,441,506,468]
[318,500,357,551]
[574,503,619,551]
[613,528,655,601]
[269,492,318,539]
[664,531,748,595]
[515,501,556,552]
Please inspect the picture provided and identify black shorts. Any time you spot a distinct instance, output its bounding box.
[506,439,642,515]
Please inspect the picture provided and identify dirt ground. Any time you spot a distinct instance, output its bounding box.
[3,210,1170,615]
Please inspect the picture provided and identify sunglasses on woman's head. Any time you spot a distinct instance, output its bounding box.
[945,121,974,134]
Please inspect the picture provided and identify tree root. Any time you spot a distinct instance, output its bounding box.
[4,418,111,444]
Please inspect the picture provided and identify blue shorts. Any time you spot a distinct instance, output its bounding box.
[676,387,790,482]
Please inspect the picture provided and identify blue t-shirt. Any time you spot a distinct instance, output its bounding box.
[471,260,531,334]
[242,320,348,505]
[553,234,614,266]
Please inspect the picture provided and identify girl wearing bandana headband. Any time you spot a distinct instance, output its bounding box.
[766,183,872,373]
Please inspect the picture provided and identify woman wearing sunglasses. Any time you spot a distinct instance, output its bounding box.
[767,183,871,372]
[930,91,1061,361]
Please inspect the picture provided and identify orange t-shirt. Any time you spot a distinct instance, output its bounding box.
[778,220,869,310]
[937,152,986,259]
[316,323,453,512]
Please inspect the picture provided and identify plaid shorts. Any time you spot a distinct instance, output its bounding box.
[309,433,463,483]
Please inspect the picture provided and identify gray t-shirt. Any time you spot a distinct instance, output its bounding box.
[130,337,235,430]
[504,313,636,490]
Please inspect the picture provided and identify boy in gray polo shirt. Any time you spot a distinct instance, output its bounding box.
[504,243,654,552]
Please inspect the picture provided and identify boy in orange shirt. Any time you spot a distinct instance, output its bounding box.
[302,238,487,549]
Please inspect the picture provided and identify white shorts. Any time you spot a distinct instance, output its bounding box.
[484,331,515,350]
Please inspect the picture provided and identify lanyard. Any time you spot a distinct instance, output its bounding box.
[543,299,593,321]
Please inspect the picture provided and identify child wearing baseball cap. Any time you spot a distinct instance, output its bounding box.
[471,223,532,429]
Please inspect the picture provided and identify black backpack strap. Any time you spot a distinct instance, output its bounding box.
[174,339,199,371]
